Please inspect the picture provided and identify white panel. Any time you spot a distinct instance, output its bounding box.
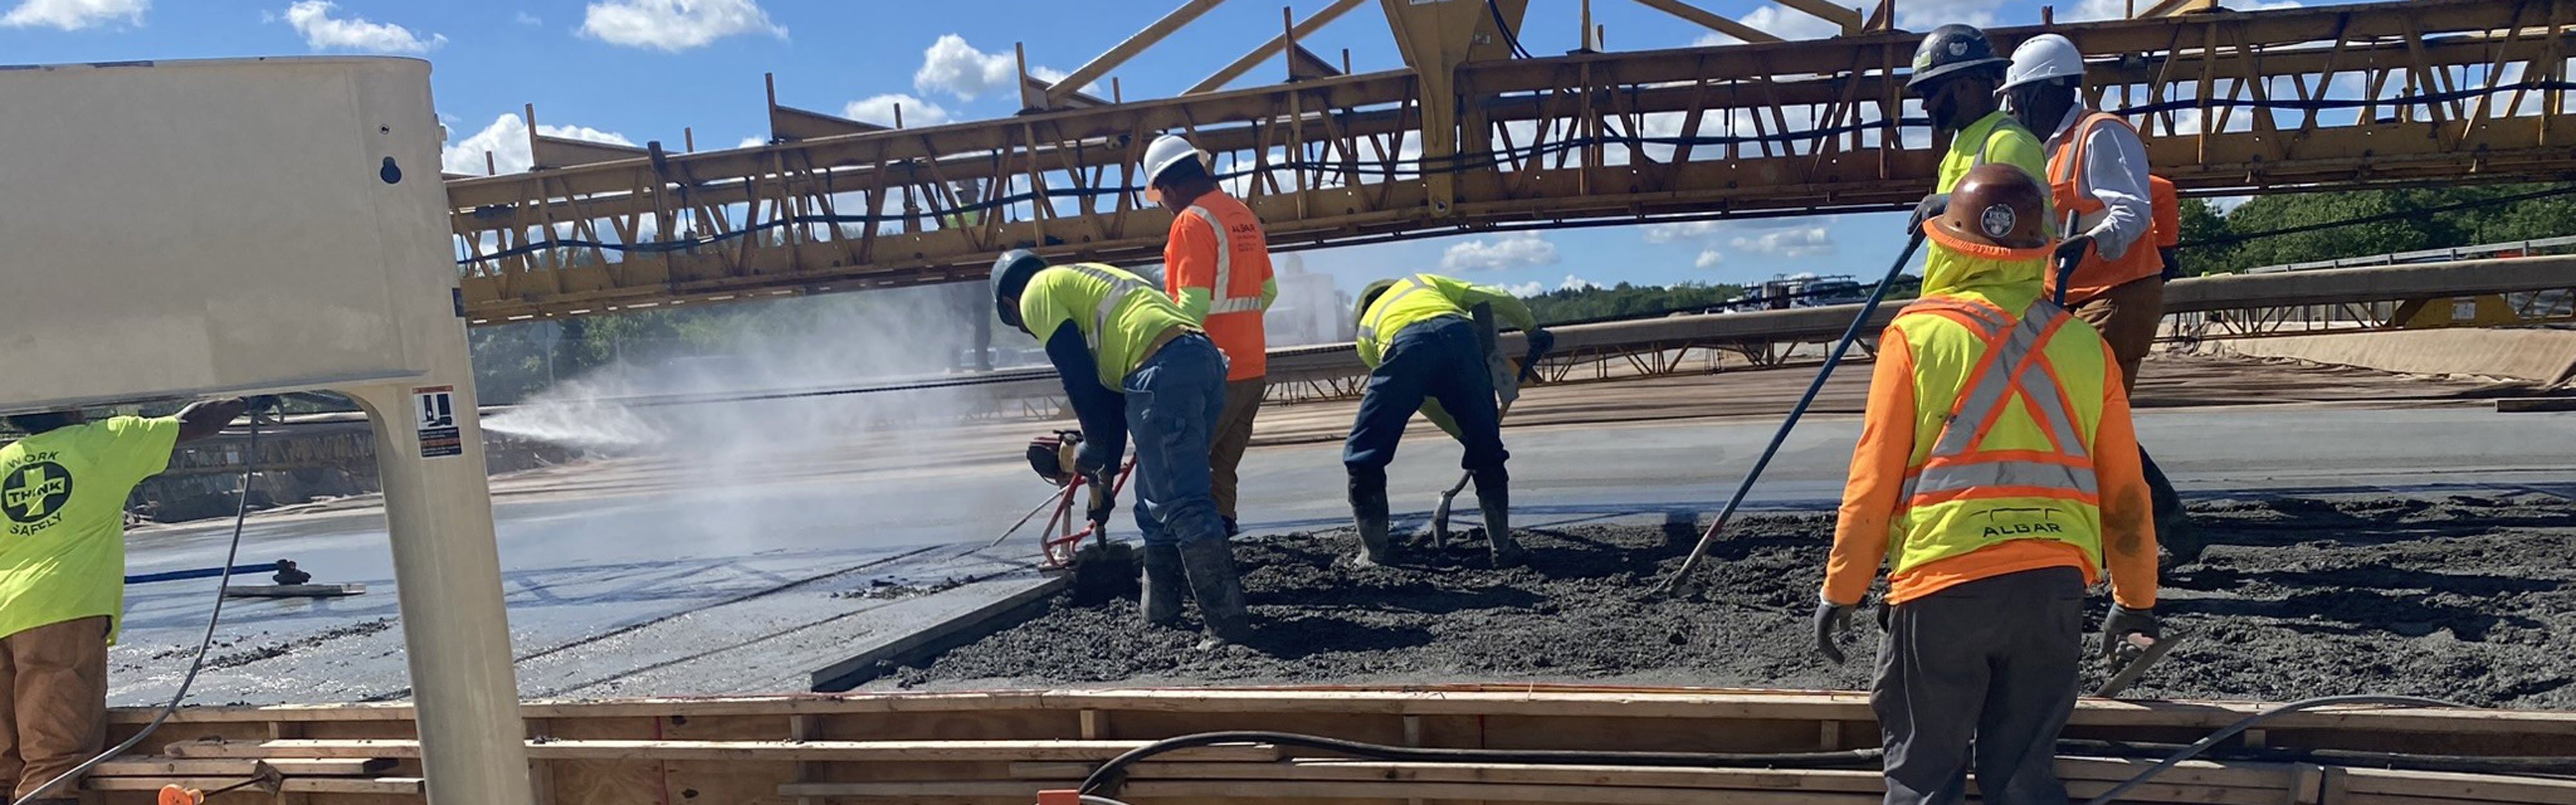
[0,57,455,412]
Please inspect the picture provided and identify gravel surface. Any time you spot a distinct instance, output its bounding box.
[882,494,2576,708]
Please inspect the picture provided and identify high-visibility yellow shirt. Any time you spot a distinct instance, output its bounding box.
[1354,274,1535,369]
[0,415,180,643]
[1937,109,2050,196]
[1019,262,1199,389]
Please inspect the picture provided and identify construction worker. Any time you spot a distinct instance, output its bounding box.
[1906,24,2049,235]
[1,397,247,803]
[1345,274,1553,567]
[1814,164,2157,805]
[2000,33,2201,563]
[990,251,1251,644]
[1142,134,1276,538]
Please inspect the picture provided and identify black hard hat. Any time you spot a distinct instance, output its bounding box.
[990,249,1048,328]
[1906,24,2009,91]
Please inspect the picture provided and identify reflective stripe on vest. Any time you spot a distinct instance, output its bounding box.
[1186,205,1264,316]
[1358,274,1438,344]
[2046,111,2164,301]
[1070,264,1155,352]
[1899,298,2098,506]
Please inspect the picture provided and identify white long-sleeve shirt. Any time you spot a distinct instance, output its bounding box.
[2043,105,2154,260]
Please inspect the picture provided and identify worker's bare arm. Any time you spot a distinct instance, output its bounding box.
[174,397,249,444]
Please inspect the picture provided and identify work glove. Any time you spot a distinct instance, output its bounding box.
[1906,193,1949,236]
[2054,233,2097,266]
[2159,247,2184,280]
[1524,328,1556,357]
[1812,599,1857,666]
[2100,604,2161,662]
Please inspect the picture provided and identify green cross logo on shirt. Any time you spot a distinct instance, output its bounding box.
[1,462,73,524]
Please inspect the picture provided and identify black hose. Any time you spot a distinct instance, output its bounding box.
[2079,695,2465,805]
[1076,697,2515,801]
[12,414,263,805]
[1077,731,1883,795]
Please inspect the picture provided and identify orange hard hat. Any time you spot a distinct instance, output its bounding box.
[1929,162,2052,252]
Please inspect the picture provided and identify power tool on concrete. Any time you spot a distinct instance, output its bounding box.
[999,430,1139,600]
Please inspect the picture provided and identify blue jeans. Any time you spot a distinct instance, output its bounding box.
[1124,334,1229,547]
[1343,316,1508,478]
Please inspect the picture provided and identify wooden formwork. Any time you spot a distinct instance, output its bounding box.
[95,685,2576,804]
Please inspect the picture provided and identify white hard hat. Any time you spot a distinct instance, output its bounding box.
[1140,133,1209,185]
[1998,33,2085,95]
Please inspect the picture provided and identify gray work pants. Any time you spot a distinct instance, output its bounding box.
[1872,566,2084,805]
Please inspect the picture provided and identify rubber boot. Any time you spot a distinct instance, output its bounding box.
[1139,543,1186,626]
[1179,538,1253,645]
[1348,470,1396,565]
[1472,469,1525,567]
[2142,448,2201,565]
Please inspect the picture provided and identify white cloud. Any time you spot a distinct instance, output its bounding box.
[1731,226,1835,257]
[843,93,951,128]
[737,135,766,148]
[2067,0,2293,19]
[1439,231,1560,272]
[580,0,784,52]
[1504,281,1545,297]
[1,0,145,29]
[914,34,1018,99]
[1643,220,1728,243]
[441,113,632,176]
[1695,249,1725,269]
[1560,275,1601,292]
[515,10,540,25]
[1893,0,2005,29]
[281,1,442,53]
[1692,4,1841,45]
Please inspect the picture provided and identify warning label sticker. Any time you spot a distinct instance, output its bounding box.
[413,385,461,459]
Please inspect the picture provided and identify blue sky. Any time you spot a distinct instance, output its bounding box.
[0,0,2318,296]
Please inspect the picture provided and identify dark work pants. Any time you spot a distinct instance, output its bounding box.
[1873,567,2084,805]
[1342,316,1508,487]
[1124,334,1229,548]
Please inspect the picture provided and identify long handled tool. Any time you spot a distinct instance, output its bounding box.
[1428,337,1549,545]
[2096,627,2187,697]
[1653,231,1925,598]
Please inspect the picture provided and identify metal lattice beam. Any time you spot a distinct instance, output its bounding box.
[451,0,2576,323]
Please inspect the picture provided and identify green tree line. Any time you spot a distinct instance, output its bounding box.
[2174,182,2576,274]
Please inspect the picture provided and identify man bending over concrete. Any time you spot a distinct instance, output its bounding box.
[1345,273,1551,568]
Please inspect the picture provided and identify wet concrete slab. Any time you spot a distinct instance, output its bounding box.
[103,355,2576,706]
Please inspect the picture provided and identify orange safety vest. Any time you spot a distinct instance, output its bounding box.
[1164,191,1273,380]
[2045,111,2168,305]
[1887,295,2110,576]
[2150,175,2180,250]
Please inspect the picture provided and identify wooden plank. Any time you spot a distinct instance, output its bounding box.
[2336,768,2576,805]
[999,760,2291,805]
[85,777,425,795]
[779,781,1077,797]
[90,757,391,777]
[1124,779,1877,804]
[168,737,1282,763]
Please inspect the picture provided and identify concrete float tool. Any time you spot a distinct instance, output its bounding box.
[127,558,365,598]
